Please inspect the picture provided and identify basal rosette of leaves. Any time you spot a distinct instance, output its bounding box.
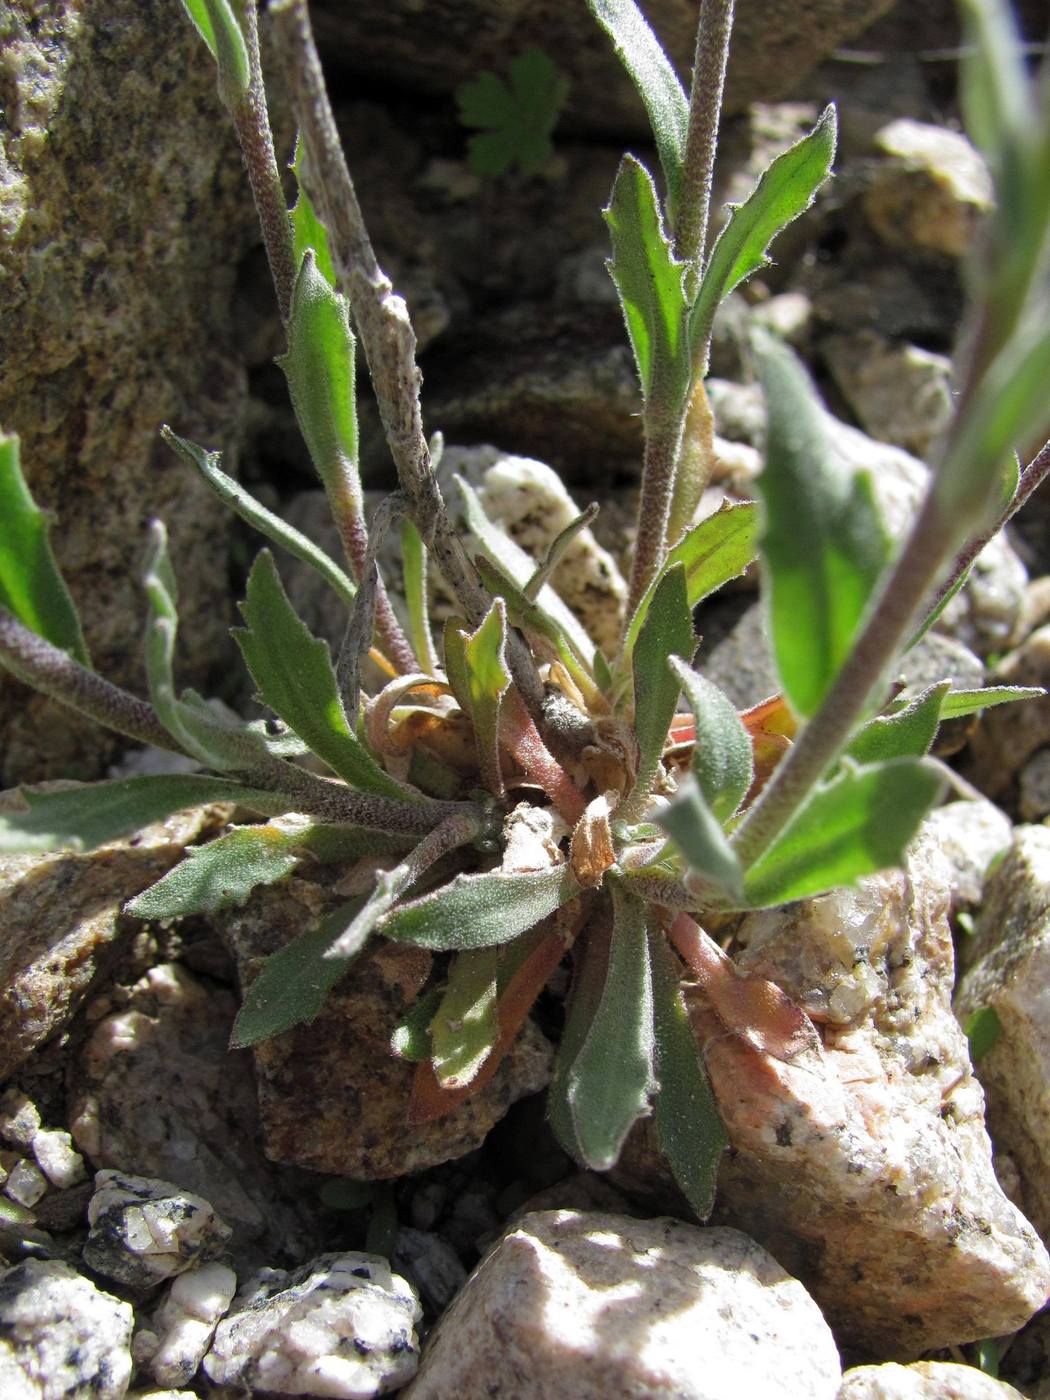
[0,0,1047,1218]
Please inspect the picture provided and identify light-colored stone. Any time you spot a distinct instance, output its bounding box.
[865,118,994,257]
[0,1258,133,1400]
[390,1227,468,1316]
[838,1361,1025,1398]
[0,795,215,1081]
[920,800,1013,914]
[134,1261,237,1389]
[3,1160,47,1210]
[203,1252,421,1398]
[955,825,1050,1243]
[823,331,953,459]
[647,829,1049,1356]
[84,1170,232,1290]
[30,1128,85,1189]
[0,1091,41,1150]
[405,1213,841,1400]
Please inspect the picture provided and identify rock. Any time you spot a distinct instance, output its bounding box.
[1018,747,1050,821]
[203,1252,422,1398]
[920,800,1012,915]
[404,1212,842,1399]
[390,1227,468,1316]
[223,877,554,1179]
[962,626,1050,803]
[658,828,1048,1356]
[864,119,994,258]
[3,1160,47,1210]
[0,1258,133,1400]
[955,826,1050,1244]
[0,797,213,1081]
[822,331,953,459]
[0,1,255,784]
[68,961,321,1272]
[83,1170,232,1291]
[839,1361,1025,1397]
[133,1260,236,1389]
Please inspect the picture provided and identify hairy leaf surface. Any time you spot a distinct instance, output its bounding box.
[671,656,753,822]
[380,865,582,950]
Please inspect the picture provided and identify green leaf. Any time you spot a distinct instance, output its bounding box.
[379,864,581,951]
[566,883,656,1170]
[549,921,611,1160]
[753,331,891,719]
[648,925,726,1218]
[845,682,950,764]
[689,106,837,371]
[127,818,409,919]
[391,986,444,1062]
[584,0,688,211]
[399,518,439,676]
[938,684,1045,718]
[456,47,568,177]
[234,550,413,801]
[0,433,90,666]
[230,899,364,1048]
[965,1004,1002,1063]
[429,947,500,1088]
[178,0,250,94]
[657,775,744,903]
[463,599,512,795]
[670,656,753,823]
[290,135,336,287]
[276,251,360,502]
[162,429,356,609]
[0,774,291,855]
[618,501,759,683]
[626,563,694,814]
[605,155,690,406]
[742,758,944,907]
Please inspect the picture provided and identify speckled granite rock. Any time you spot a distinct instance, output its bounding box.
[0,793,214,1081]
[83,1170,232,1291]
[133,1261,237,1390]
[955,825,1050,1244]
[838,1362,1025,1398]
[405,1213,842,1400]
[203,1252,421,1398]
[0,1258,134,1399]
[919,800,1012,915]
[222,877,554,1178]
[0,2,255,784]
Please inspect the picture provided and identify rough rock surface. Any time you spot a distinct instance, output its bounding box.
[838,1362,1025,1398]
[955,825,1050,1243]
[203,1252,421,1398]
[0,795,213,1081]
[405,1212,842,1399]
[133,1261,237,1390]
[0,1258,134,1399]
[617,828,1049,1356]
[223,877,554,1178]
[83,1169,232,1290]
[822,331,953,459]
[0,1,255,783]
[68,961,320,1271]
[919,800,1012,914]
[963,626,1050,803]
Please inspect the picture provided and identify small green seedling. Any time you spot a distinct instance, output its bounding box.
[455,47,569,177]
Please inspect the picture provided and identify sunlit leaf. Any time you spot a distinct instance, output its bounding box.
[463,599,512,796]
[0,433,89,666]
[689,106,837,370]
[400,517,439,676]
[290,135,336,287]
[380,864,582,950]
[0,774,290,855]
[753,331,890,719]
[648,924,726,1218]
[391,986,443,1062]
[178,0,250,93]
[624,562,694,815]
[742,758,944,907]
[671,656,753,822]
[429,947,500,1088]
[605,155,690,406]
[845,682,949,764]
[584,0,688,210]
[657,775,744,903]
[938,684,1045,718]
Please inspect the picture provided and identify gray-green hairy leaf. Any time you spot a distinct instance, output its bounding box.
[845,682,950,764]
[670,656,752,822]
[657,775,744,903]
[625,562,694,816]
[379,864,581,951]
[290,135,336,287]
[429,948,500,1088]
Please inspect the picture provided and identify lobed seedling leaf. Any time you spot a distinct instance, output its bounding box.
[605,155,690,406]
[742,757,944,907]
[379,864,582,951]
[648,924,726,1218]
[0,434,90,667]
[583,0,688,211]
[456,47,568,177]
[753,331,891,720]
[429,947,500,1089]
[689,106,837,372]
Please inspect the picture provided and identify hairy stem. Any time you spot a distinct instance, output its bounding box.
[627,402,687,617]
[675,0,735,296]
[270,0,544,716]
[730,491,958,869]
[0,609,184,754]
[227,1,297,323]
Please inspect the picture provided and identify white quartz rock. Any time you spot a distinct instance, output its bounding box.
[0,1258,133,1400]
[839,1361,1025,1398]
[920,800,1013,914]
[84,1169,232,1289]
[404,1212,842,1400]
[203,1252,422,1397]
[134,1260,236,1388]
